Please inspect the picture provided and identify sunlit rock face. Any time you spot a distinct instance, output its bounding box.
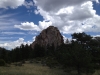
[31,26,64,49]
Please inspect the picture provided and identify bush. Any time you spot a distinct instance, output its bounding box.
[46,57,58,68]
[0,59,6,66]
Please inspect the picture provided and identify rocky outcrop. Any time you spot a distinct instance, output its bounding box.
[31,26,64,49]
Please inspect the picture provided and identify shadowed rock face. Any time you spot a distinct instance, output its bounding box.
[31,26,64,49]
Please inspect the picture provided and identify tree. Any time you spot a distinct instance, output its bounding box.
[88,37,100,68]
[56,32,97,75]
[57,42,94,75]
[46,43,55,56]
[0,59,6,66]
[65,39,70,44]
[0,48,8,62]
[71,32,92,44]
[33,44,46,57]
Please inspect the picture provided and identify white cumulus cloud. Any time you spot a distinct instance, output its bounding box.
[0,0,34,9]
[32,0,100,34]
[0,38,32,50]
[0,0,25,9]
[14,21,52,31]
[23,1,34,8]
[14,22,40,31]
[34,0,99,12]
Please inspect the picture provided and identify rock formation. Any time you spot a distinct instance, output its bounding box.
[31,26,64,50]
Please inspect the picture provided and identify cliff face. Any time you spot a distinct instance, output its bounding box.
[31,26,64,49]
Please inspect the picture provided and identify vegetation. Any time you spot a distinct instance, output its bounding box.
[0,61,67,75]
[0,59,6,66]
[0,32,100,75]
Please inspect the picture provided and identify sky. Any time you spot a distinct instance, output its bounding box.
[0,0,100,50]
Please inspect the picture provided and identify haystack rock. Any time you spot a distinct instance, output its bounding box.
[31,26,64,49]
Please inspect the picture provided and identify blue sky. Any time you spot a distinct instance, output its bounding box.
[0,0,100,50]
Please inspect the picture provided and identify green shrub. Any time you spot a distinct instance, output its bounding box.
[46,57,58,68]
[0,59,6,66]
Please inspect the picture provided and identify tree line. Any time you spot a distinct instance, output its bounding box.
[0,32,100,75]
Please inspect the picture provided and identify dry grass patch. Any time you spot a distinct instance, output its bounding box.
[0,62,67,75]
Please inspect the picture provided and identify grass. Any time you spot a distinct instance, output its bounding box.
[0,61,67,75]
[93,70,100,75]
[0,61,100,75]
